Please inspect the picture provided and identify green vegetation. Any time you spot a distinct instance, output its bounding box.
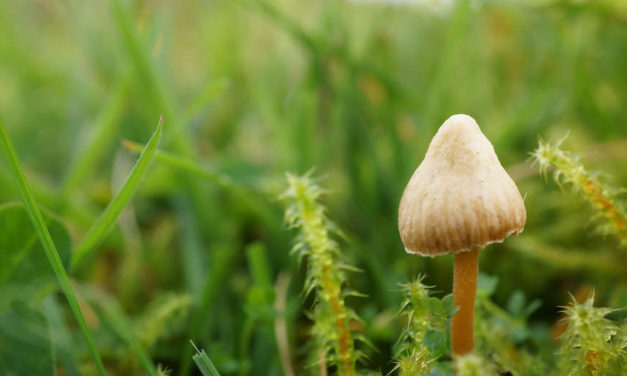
[282,173,361,375]
[533,136,627,245]
[0,0,625,375]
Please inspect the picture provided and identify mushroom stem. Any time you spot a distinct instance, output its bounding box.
[452,247,479,356]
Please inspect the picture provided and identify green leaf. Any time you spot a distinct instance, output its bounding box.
[424,328,447,351]
[0,113,108,375]
[0,203,70,287]
[0,303,54,376]
[441,294,460,318]
[427,297,446,317]
[71,115,164,269]
[441,294,454,313]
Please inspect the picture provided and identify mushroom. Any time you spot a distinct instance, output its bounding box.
[398,114,526,356]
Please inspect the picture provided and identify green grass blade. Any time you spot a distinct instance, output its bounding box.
[191,342,221,376]
[122,139,280,229]
[108,0,191,155]
[71,115,164,269]
[0,114,108,376]
[61,75,131,198]
[122,139,238,190]
[108,0,168,113]
[106,0,220,296]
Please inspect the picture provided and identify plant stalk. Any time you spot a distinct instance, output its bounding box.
[452,247,479,356]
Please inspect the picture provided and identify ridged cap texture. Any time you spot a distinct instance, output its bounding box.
[398,114,526,257]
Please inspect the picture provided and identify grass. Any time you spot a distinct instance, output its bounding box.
[71,115,163,269]
[191,343,221,376]
[0,0,626,375]
[0,114,108,375]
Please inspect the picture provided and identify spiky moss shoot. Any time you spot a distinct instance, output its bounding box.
[394,277,459,375]
[396,350,431,376]
[532,137,627,245]
[395,277,432,376]
[282,173,359,376]
[453,353,496,376]
[156,364,172,376]
[558,295,624,376]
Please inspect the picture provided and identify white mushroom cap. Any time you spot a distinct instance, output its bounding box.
[398,114,526,257]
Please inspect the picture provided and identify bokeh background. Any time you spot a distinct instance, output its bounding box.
[0,0,625,375]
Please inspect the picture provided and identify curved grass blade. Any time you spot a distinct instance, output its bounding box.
[0,114,108,376]
[121,139,280,229]
[71,115,164,269]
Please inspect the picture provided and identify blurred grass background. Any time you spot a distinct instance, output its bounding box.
[0,0,626,374]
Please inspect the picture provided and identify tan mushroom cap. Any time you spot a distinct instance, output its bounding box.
[398,114,526,257]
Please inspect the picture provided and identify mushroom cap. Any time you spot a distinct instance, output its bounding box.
[398,114,526,257]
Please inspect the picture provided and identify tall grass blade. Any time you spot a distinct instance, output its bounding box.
[61,75,131,198]
[108,0,168,113]
[0,113,108,376]
[71,115,164,269]
[107,0,190,155]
